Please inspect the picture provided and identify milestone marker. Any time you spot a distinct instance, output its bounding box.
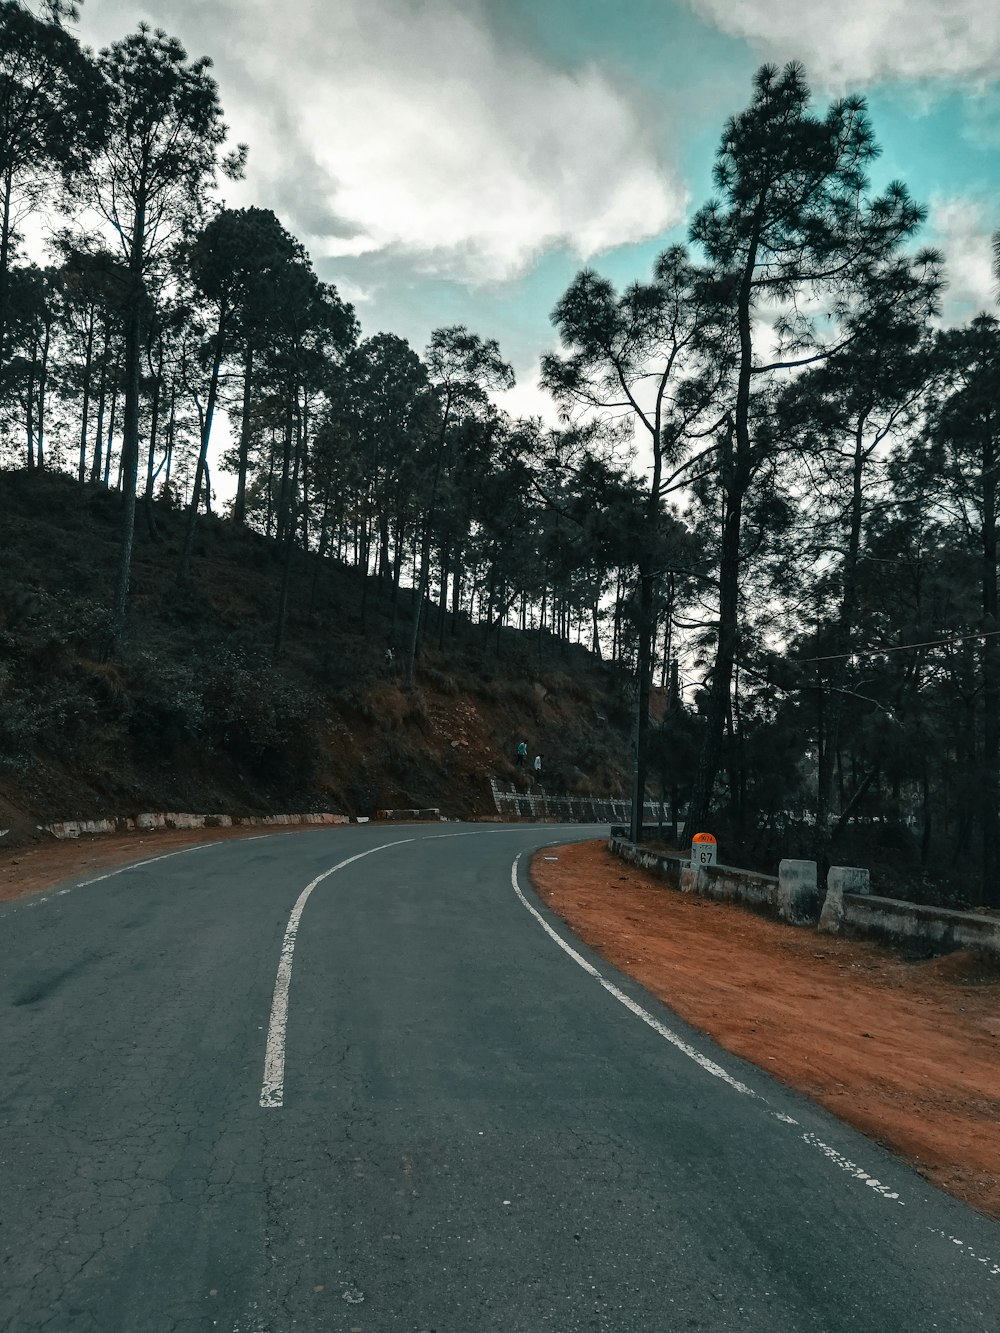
[691,832,717,867]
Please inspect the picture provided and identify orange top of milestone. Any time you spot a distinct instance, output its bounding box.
[691,832,717,845]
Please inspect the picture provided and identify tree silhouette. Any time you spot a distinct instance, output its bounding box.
[0,0,107,366]
[685,61,927,839]
[918,317,1000,906]
[79,25,246,653]
[177,207,308,579]
[405,326,513,684]
[544,245,721,840]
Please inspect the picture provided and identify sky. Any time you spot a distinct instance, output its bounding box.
[71,0,1000,422]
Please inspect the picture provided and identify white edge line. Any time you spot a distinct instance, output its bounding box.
[514,840,1000,1281]
[10,831,279,909]
[509,852,920,1215]
[509,852,757,1097]
[8,826,598,913]
[75,839,230,886]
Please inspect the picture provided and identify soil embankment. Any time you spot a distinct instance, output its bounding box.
[531,839,1000,1220]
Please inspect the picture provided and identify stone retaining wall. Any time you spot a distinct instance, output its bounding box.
[43,811,351,839]
[834,891,1000,959]
[374,808,442,820]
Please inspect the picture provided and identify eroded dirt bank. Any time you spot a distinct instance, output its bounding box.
[530,839,1000,1220]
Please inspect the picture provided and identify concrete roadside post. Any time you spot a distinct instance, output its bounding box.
[818,866,871,934]
[778,859,819,924]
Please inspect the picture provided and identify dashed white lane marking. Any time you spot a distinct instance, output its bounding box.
[800,1133,901,1201]
[260,838,418,1108]
[929,1231,1000,1276]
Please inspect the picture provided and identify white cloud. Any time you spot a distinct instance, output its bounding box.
[928,195,997,324]
[81,0,685,283]
[494,371,564,428]
[685,0,1000,86]
[332,277,376,308]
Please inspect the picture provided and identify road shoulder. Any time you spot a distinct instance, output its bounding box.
[531,839,1000,1221]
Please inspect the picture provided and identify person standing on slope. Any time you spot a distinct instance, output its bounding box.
[515,740,528,768]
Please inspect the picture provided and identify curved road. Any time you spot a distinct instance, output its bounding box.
[1,823,998,1332]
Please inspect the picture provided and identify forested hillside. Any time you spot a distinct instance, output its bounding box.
[0,468,636,835]
[4,6,1000,907]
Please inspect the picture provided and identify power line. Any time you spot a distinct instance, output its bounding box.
[798,627,1000,664]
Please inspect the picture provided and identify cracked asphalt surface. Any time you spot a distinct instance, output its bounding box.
[1,822,999,1332]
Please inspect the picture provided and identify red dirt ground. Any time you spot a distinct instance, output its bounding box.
[530,839,1000,1221]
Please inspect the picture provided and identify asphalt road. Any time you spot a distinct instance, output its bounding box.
[1,822,999,1333]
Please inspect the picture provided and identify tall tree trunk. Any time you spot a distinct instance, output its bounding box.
[981,424,1000,906]
[817,417,867,866]
[309,494,331,613]
[274,509,297,659]
[107,222,145,657]
[687,212,763,842]
[0,163,13,365]
[103,380,118,487]
[274,396,305,659]
[36,320,50,470]
[178,313,226,583]
[233,340,255,526]
[25,362,36,470]
[90,330,109,483]
[142,365,162,539]
[437,547,450,648]
[687,481,742,837]
[405,404,451,687]
[379,514,391,594]
[276,385,295,544]
[482,564,497,651]
[266,430,276,537]
[629,564,656,842]
[451,556,462,635]
[298,394,311,551]
[77,308,95,484]
[389,516,404,642]
[164,386,176,493]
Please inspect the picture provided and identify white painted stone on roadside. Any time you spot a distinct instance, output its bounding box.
[778,859,819,925]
